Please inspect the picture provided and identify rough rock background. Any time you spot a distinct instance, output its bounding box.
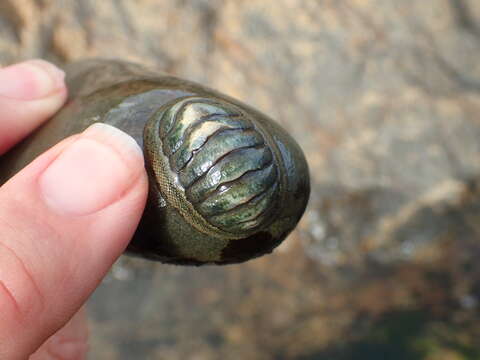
[1,0,480,359]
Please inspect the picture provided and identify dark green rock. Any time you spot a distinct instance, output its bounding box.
[0,59,310,265]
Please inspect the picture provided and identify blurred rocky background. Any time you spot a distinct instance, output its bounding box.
[2,0,480,359]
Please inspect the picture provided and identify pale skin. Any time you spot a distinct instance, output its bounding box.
[0,60,149,359]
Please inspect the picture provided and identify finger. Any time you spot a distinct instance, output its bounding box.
[0,124,148,359]
[0,59,67,155]
[30,307,88,360]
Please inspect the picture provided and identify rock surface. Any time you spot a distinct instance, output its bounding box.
[1,0,480,359]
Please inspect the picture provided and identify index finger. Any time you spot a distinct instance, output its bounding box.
[0,59,67,155]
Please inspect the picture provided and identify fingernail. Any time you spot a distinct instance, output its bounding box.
[46,308,89,359]
[39,124,144,216]
[0,59,65,100]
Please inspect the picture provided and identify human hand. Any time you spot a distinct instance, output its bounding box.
[0,60,148,359]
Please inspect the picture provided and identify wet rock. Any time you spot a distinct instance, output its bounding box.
[1,0,480,358]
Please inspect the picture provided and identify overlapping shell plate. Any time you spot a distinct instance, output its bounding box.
[157,97,281,236]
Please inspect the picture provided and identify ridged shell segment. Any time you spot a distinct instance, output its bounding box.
[158,97,280,234]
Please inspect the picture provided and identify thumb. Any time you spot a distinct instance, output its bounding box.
[0,123,148,359]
